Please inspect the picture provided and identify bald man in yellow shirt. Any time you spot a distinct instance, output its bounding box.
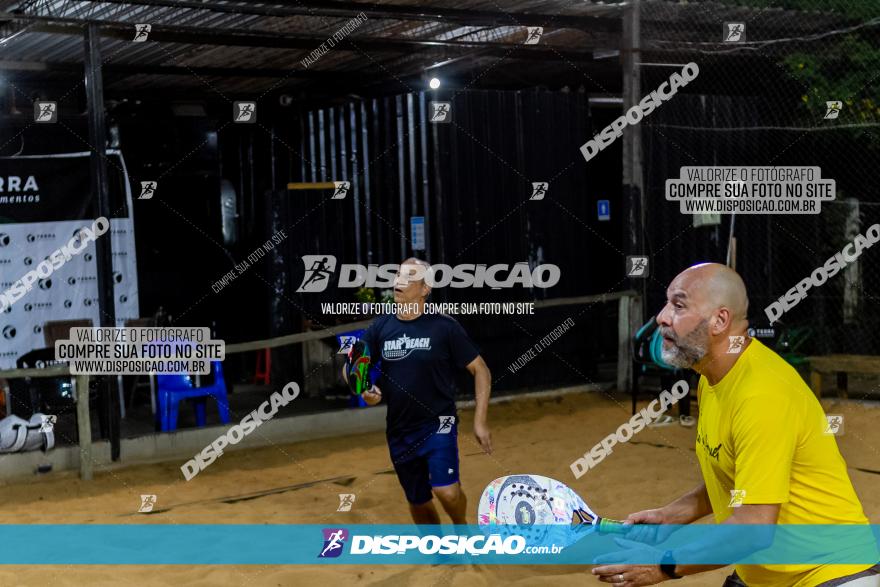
[593,263,878,587]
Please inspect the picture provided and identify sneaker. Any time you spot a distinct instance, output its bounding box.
[648,414,676,428]
[679,415,696,428]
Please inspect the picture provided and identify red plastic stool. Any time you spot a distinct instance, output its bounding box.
[254,348,271,385]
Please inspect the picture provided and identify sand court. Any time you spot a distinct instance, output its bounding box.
[0,389,876,586]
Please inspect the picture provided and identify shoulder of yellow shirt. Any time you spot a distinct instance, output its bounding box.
[700,343,809,406]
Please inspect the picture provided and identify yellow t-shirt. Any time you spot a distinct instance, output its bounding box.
[696,339,874,586]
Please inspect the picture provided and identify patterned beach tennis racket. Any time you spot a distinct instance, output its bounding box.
[477,474,626,546]
[346,339,371,395]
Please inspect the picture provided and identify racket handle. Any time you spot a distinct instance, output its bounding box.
[597,517,628,534]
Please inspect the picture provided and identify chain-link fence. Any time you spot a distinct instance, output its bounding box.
[278,1,880,398]
[639,1,880,393]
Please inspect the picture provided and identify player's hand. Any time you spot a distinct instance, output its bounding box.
[474,421,493,454]
[362,385,382,406]
[622,509,674,544]
[592,563,666,586]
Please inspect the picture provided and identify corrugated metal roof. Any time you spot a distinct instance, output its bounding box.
[0,0,860,96]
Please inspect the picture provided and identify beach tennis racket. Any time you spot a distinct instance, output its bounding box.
[478,474,626,546]
[345,339,371,395]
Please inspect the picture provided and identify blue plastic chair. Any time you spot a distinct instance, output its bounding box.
[156,361,231,431]
[633,318,676,371]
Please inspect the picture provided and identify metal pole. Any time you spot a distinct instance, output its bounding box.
[84,23,120,461]
[396,95,407,257]
[622,0,644,261]
[361,101,374,264]
[418,93,432,263]
[621,0,644,394]
[726,214,737,267]
[349,104,363,265]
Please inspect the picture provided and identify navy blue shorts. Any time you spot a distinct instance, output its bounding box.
[388,418,460,505]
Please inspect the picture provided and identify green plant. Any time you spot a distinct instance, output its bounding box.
[354,287,376,303]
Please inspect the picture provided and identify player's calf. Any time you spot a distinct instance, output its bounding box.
[408,499,441,525]
[433,482,468,524]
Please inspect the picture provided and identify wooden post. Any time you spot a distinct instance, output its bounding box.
[617,295,629,393]
[75,374,94,481]
[617,293,642,392]
[618,294,641,393]
[843,198,860,324]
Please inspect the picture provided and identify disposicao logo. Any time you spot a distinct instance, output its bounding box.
[296,257,560,292]
[319,528,349,558]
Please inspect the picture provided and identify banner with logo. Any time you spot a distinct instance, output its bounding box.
[0,525,874,564]
[0,151,139,369]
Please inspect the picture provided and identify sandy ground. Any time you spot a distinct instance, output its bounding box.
[0,390,877,586]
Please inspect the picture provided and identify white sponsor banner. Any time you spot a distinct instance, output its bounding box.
[0,151,139,369]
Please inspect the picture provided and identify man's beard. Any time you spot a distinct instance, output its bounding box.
[660,319,710,369]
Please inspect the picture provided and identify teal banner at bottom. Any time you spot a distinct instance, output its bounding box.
[0,525,877,565]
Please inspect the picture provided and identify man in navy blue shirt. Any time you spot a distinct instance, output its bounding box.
[346,258,492,524]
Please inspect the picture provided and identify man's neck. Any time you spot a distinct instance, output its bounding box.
[396,301,425,321]
[696,336,752,385]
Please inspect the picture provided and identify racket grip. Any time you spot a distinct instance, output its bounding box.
[597,517,628,534]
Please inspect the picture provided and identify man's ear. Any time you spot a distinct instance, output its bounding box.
[711,309,731,334]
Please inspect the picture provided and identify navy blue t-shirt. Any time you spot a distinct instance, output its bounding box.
[360,313,480,437]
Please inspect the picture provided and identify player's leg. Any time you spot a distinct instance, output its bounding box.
[393,456,439,524]
[409,499,441,524]
[425,428,467,524]
[433,482,467,525]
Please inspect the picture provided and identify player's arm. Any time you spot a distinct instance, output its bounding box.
[632,483,712,527]
[594,503,780,585]
[666,503,779,578]
[466,355,492,454]
[663,483,712,524]
[620,483,711,545]
[597,393,793,585]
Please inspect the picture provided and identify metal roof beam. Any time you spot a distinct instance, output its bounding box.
[1,13,606,59]
[86,0,624,30]
[0,59,358,79]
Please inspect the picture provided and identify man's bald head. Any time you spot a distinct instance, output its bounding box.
[657,263,750,371]
[401,257,431,273]
[394,257,432,303]
[671,263,749,323]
